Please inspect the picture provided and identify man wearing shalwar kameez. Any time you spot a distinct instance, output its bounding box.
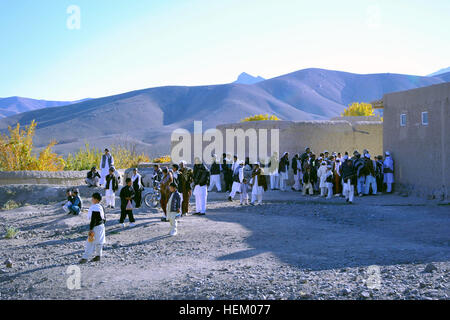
[383,151,395,193]
[131,168,143,208]
[292,154,302,191]
[341,154,356,204]
[279,152,290,191]
[99,149,114,187]
[80,193,106,264]
[250,163,267,205]
[228,160,244,201]
[193,158,210,215]
[269,152,280,190]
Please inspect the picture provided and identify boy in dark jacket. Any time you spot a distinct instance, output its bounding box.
[167,183,181,236]
[69,188,82,215]
[119,178,136,227]
[302,166,314,195]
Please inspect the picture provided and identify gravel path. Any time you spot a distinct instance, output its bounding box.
[0,189,449,300]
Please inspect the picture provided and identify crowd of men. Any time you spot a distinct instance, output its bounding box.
[77,147,395,238]
[73,147,395,262]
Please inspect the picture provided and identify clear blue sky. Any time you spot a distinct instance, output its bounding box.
[1,0,449,100]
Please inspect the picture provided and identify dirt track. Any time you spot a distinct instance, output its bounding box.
[0,188,449,300]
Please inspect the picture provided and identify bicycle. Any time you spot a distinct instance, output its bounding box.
[143,181,161,209]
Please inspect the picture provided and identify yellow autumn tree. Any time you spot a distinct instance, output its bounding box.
[0,120,64,171]
[241,114,281,122]
[153,155,172,163]
[341,102,375,117]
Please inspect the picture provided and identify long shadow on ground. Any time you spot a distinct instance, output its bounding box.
[204,200,450,271]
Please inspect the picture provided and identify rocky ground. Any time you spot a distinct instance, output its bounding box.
[0,186,449,300]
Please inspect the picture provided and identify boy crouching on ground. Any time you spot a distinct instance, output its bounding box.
[166,183,181,236]
[80,193,106,264]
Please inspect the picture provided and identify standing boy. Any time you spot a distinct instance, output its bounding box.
[166,183,181,236]
[325,165,334,199]
[302,166,314,196]
[119,178,136,227]
[240,178,250,205]
[79,193,106,264]
[105,167,119,209]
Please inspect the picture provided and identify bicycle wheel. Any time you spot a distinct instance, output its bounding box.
[144,193,155,208]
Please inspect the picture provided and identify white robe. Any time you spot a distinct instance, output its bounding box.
[82,203,106,259]
[230,167,244,198]
[317,165,328,188]
[383,156,395,184]
[100,154,114,186]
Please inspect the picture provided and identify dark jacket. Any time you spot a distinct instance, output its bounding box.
[153,168,163,183]
[168,191,181,213]
[105,174,119,192]
[309,159,318,182]
[292,157,300,174]
[364,158,376,177]
[178,167,194,192]
[193,164,210,187]
[252,167,268,191]
[89,208,106,230]
[303,171,312,184]
[87,170,100,179]
[353,157,365,177]
[120,185,135,206]
[210,162,221,175]
[300,152,309,170]
[341,159,356,184]
[279,156,289,173]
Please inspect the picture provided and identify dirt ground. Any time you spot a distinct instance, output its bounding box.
[0,187,449,300]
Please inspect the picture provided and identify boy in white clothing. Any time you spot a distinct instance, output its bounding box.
[240,178,249,205]
[325,165,334,199]
[80,193,106,264]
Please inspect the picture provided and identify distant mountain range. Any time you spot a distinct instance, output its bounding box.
[0,97,90,118]
[233,72,265,85]
[0,68,449,157]
[428,67,450,77]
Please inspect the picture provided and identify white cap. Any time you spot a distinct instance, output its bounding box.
[385,151,390,156]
